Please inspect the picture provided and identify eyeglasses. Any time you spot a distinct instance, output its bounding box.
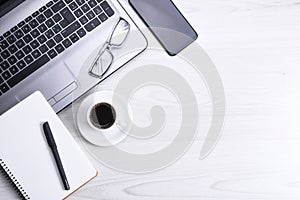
[88,17,130,79]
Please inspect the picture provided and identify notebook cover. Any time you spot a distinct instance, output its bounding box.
[0,91,97,200]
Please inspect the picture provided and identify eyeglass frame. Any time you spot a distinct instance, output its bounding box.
[88,17,131,79]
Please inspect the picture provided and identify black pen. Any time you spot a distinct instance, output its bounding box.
[43,122,70,190]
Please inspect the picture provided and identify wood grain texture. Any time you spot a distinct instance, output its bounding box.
[2,0,300,199]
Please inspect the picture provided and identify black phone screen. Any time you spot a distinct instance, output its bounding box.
[129,0,198,56]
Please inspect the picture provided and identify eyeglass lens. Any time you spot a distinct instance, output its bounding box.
[109,19,130,47]
[90,50,113,77]
[89,18,130,78]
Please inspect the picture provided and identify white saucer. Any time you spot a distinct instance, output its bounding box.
[76,91,130,146]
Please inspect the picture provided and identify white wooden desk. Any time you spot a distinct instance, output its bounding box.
[2,0,300,199]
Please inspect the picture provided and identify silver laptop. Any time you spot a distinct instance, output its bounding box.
[0,0,121,114]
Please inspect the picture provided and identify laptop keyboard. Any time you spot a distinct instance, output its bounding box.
[0,0,115,96]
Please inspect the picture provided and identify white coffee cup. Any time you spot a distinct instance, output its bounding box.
[77,91,130,146]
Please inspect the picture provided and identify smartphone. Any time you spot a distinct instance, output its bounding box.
[129,0,198,56]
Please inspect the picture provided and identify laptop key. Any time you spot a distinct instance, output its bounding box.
[74,8,83,18]
[7,35,16,44]
[39,44,49,53]
[51,1,66,12]
[9,65,19,75]
[3,31,10,37]
[30,29,40,38]
[62,38,72,48]
[14,30,24,39]
[15,50,25,60]
[0,40,9,49]
[0,76,3,84]
[29,19,39,29]
[32,49,41,59]
[105,6,114,17]
[54,34,63,43]
[0,50,10,59]
[38,24,47,33]
[77,28,86,38]
[69,33,79,43]
[86,10,95,20]
[55,44,65,53]
[16,60,26,69]
[61,21,80,37]
[23,34,33,43]
[52,24,62,33]
[93,6,102,15]
[53,13,63,22]
[16,39,25,48]
[44,9,54,18]
[99,13,108,22]
[60,19,69,28]
[7,55,17,65]
[32,11,39,17]
[2,71,11,80]
[45,18,55,28]
[100,1,114,17]
[0,61,10,70]
[22,24,31,34]
[46,1,54,7]
[30,40,40,49]
[82,4,90,13]
[23,45,33,54]
[8,44,17,54]
[39,6,47,12]
[60,7,75,23]
[46,39,56,48]
[69,2,78,11]
[88,0,97,8]
[47,49,57,59]
[45,30,54,39]
[76,0,85,6]
[37,35,47,44]
[25,16,33,22]
[24,55,34,64]
[84,18,100,32]
[79,16,88,25]
[0,83,9,94]
[7,55,50,88]
[10,26,18,33]
[37,14,46,23]
[17,21,25,28]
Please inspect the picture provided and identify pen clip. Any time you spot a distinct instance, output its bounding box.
[43,122,57,149]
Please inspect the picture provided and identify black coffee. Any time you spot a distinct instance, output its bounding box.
[90,103,116,129]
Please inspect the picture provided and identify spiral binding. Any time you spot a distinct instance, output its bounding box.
[0,159,30,200]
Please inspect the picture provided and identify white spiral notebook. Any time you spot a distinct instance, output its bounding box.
[0,91,98,200]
